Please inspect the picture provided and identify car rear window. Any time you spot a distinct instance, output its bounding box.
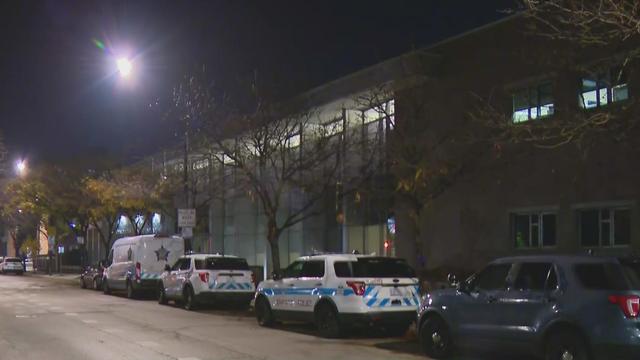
[334,258,415,278]
[195,257,249,271]
[5,258,21,263]
[574,263,629,290]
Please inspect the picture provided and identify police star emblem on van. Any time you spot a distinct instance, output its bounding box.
[155,245,170,261]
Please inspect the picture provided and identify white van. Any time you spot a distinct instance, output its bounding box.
[103,234,184,299]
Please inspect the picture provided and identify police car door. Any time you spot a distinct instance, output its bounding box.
[294,260,326,310]
[165,258,186,297]
[175,258,192,297]
[274,261,304,311]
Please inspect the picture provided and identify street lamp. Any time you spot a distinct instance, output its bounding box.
[15,159,27,177]
[116,57,133,78]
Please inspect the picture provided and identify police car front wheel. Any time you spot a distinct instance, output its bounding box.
[315,304,342,338]
[255,297,274,327]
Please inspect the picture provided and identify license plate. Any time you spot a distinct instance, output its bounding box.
[390,287,403,297]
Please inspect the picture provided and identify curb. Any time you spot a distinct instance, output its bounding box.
[27,273,80,286]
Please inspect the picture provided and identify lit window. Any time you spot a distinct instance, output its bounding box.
[580,67,629,109]
[512,83,554,123]
[579,207,630,247]
[222,154,235,165]
[512,212,556,248]
[286,133,301,148]
[362,99,394,125]
[322,119,343,137]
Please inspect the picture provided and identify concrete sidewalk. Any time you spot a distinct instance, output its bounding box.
[26,272,80,286]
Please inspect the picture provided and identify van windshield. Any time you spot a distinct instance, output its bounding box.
[196,257,250,271]
[334,257,416,278]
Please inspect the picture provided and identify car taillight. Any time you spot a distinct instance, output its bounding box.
[135,262,141,280]
[346,281,366,296]
[608,295,640,318]
[198,272,209,283]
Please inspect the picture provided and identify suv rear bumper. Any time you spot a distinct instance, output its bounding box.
[2,268,23,274]
[133,279,160,291]
[339,310,416,327]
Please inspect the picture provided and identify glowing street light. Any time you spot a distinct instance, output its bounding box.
[15,159,27,177]
[116,57,133,78]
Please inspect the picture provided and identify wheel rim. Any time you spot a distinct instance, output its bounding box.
[561,349,574,360]
[319,308,337,334]
[423,320,448,355]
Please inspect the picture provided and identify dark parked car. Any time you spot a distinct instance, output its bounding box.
[417,255,640,360]
[80,262,105,290]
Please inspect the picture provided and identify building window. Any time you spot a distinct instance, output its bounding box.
[286,133,301,148]
[362,99,394,124]
[579,207,631,247]
[322,118,344,138]
[512,83,554,123]
[580,67,629,109]
[512,212,556,248]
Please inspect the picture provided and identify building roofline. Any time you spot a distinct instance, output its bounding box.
[422,12,524,52]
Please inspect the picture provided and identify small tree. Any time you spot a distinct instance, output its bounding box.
[357,86,481,268]
[84,176,123,254]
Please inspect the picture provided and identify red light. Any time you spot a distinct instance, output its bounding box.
[135,262,141,280]
[346,281,366,296]
[609,295,640,318]
[198,272,209,283]
[384,241,390,249]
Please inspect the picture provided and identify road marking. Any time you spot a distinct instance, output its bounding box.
[103,328,121,334]
[82,319,98,324]
[15,315,36,318]
[136,341,160,347]
[64,312,78,316]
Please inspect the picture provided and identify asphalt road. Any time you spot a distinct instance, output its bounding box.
[0,274,427,360]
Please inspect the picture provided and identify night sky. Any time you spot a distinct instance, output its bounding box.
[0,0,516,164]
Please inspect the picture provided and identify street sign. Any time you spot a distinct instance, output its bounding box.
[181,227,193,239]
[178,208,196,227]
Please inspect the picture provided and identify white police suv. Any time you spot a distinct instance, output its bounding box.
[254,254,420,338]
[158,253,255,310]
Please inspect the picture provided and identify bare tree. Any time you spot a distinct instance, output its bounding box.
[197,82,374,275]
[358,85,481,269]
[522,0,640,46]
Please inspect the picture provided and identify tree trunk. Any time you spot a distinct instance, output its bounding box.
[267,218,282,277]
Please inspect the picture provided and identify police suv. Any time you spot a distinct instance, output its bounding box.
[158,253,255,310]
[254,254,420,338]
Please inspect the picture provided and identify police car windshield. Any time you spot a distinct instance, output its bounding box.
[334,258,415,278]
[196,257,250,271]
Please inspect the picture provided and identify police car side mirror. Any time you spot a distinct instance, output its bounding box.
[164,265,171,272]
[272,272,281,281]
